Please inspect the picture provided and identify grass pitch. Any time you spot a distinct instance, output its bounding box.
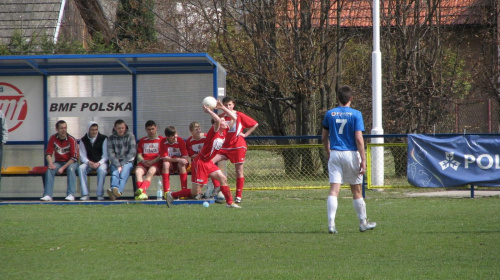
[1,189,499,279]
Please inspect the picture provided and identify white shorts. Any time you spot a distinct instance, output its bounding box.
[328,150,363,185]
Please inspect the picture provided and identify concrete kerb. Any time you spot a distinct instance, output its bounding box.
[405,190,500,198]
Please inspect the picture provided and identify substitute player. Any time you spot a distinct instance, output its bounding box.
[185,121,207,197]
[160,126,189,194]
[134,120,164,200]
[321,85,376,234]
[167,100,240,208]
[211,96,258,203]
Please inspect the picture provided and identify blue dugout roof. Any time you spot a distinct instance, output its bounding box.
[0,53,222,76]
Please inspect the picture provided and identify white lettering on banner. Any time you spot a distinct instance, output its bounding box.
[464,155,475,169]
[464,154,500,170]
[0,82,30,134]
[0,97,26,122]
[1,78,44,142]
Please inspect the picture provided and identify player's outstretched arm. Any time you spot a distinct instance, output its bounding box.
[215,100,237,128]
[203,105,222,131]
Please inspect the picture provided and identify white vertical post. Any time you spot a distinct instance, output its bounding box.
[371,0,384,186]
[54,0,67,45]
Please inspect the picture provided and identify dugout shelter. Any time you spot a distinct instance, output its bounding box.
[0,53,226,198]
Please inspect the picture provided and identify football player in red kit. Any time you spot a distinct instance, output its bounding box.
[167,100,241,208]
[185,122,205,191]
[187,122,221,194]
[212,96,258,204]
[160,126,189,195]
[134,120,164,200]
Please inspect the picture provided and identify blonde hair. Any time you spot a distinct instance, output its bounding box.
[189,121,200,131]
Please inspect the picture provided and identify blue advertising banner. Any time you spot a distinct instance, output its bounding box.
[407,134,500,187]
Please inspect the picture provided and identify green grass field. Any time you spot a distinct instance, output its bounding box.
[1,189,499,279]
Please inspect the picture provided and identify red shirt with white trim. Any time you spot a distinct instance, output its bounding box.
[186,135,207,157]
[45,133,79,162]
[221,111,258,148]
[160,136,188,158]
[196,126,226,162]
[137,136,163,161]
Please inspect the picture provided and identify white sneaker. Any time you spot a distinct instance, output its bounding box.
[97,196,104,201]
[40,195,52,201]
[328,227,338,234]
[226,203,242,209]
[65,194,75,201]
[235,197,242,203]
[80,195,89,201]
[359,220,377,232]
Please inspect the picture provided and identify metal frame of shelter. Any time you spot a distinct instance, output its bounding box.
[0,53,226,146]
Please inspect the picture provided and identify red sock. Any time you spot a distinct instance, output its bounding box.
[212,178,220,188]
[236,177,245,198]
[180,173,188,189]
[142,180,151,191]
[162,173,170,192]
[171,188,192,199]
[136,181,143,191]
[221,185,233,205]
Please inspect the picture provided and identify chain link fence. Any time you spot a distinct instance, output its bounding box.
[225,136,412,190]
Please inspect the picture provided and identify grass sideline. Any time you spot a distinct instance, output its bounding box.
[1,189,499,280]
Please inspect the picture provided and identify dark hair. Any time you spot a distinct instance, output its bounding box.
[56,120,66,129]
[145,120,156,128]
[164,126,177,137]
[337,85,353,105]
[114,119,125,127]
[222,96,234,104]
[89,123,98,129]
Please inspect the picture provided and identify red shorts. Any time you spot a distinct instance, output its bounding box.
[218,147,247,164]
[136,161,162,175]
[193,158,220,185]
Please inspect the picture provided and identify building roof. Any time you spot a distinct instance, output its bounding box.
[305,0,491,28]
[0,0,62,44]
[0,0,491,47]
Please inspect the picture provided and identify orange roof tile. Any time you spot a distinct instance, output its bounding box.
[295,0,490,28]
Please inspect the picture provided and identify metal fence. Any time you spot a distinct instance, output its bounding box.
[225,135,411,190]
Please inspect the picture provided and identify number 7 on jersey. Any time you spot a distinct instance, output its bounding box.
[336,119,347,134]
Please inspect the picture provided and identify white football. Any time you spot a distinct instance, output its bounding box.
[202,96,217,109]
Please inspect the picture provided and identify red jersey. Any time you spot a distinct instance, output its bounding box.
[221,111,258,148]
[160,136,188,158]
[137,136,163,161]
[196,126,227,162]
[45,133,79,162]
[186,135,207,157]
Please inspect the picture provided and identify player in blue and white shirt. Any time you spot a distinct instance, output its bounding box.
[321,85,376,234]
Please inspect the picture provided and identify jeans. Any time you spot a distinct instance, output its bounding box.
[43,161,79,197]
[78,163,108,197]
[110,162,133,193]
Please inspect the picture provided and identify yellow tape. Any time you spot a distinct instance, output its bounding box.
[249,144,322,150]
